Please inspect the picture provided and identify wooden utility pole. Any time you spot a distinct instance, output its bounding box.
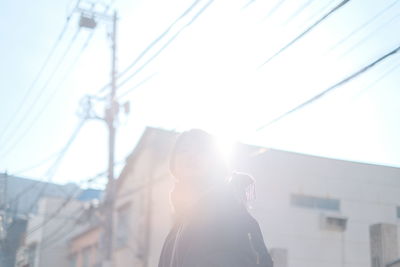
[75,3,118,266]
[104,10,118,266]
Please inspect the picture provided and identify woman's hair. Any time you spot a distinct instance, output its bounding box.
[229,171,256,204]
[169,129,227,216]
[169,129,221,178]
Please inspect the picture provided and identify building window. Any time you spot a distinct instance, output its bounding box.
[323,216,347,231]
[116,204,130,248]
[69,254,77,267]
[291,194,340,211]
[82,247,90,267]
[92,245,100,267]
[27,244,37,267]
[397,206,400,218]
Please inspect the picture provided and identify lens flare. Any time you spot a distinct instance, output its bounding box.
[215,136,235,166]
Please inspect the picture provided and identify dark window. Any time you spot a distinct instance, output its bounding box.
[116,204,130,248]
[82,247,90,267]
[291,194,340,211]
[27,244,37,267]
[325,216,347,231]
[69,254,77,267]
[397,206,400,218]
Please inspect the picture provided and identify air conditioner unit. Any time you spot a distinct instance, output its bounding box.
[320,214,347,232]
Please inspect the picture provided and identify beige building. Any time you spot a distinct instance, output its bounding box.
[69,224,102,267]
[111,127,176,267]
[108,127,400,267]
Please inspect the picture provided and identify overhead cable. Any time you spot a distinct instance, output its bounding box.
[0,2,78,144]
[281,0,315,26]
[0,29,81,158]
[262,0,287,21]
[116,73,158,100]
[0,30,83,159]
[1,119,86,212]
[259,0,350,68]
[22,118,87,214]
[116,0,214,90]
[325,0,400,55]
[338,13,400,59]
[257,44,400,131]
[352,59,400,101]
[97,0,207,94]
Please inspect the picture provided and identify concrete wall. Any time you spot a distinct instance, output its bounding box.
[113,130,175,267]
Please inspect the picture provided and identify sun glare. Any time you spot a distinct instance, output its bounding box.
[215,136,235,165]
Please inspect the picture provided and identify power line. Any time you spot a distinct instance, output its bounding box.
[259,0,350,68]
[0,29,82,158]
[68,0,114,99]
[0,29,94,199]
[98,0,209,96]
[40,208,86,250]
[116,0,214,90]
[0,0,107,157]
[116,0,203,80]
[281,0,315,26]
[256,43,400,131]
[37,171,168,253]
[22,119,87,216]
[1,119,86,212]
[11,152,60,176]
[3,0,110,157]
[262,0,287,21]
[241,0,255,10]
[299,0,336,27]
[26,169,108,238]
[39,171,108,249]
[0,1,78,144]
[9,44,94,173]
[46,119,87,178]
[26,185,82,236]
[338,13,400,59]
[96,0,205,94]
[116,73,158,100]
[324,0,400,55]
[8,99,92,175]
[352,59,400,101]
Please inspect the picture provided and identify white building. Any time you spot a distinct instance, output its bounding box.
[0,174,82,267]
[243,147,400,267]
[110,127,400,267]
[15,190,101,267]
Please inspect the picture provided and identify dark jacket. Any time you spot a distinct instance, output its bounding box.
[158,187,274,267]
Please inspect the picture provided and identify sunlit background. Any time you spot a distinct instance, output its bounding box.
[1,0,400,188]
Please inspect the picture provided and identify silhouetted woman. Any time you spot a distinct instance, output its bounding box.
[158,129,273,267]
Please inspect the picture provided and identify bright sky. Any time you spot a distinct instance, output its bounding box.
[1,0,399,187]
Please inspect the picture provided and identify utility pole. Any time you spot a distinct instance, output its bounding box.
[75,2,119,266]
[104,10,118,266]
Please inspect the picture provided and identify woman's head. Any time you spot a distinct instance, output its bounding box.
[229,171,256,205]
[169,129,229,185]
